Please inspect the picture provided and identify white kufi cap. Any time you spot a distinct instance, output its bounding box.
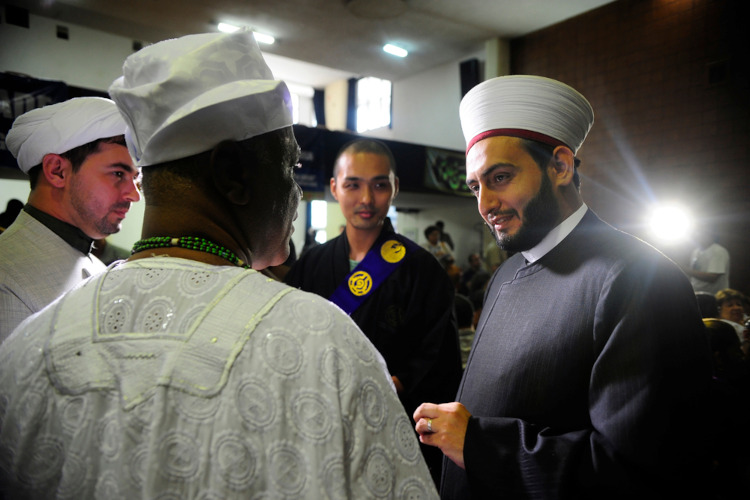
[109,28,294,167]
[6,97,127,174]
[459,75,594,154]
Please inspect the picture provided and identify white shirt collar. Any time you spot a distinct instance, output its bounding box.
[522,203,588,264]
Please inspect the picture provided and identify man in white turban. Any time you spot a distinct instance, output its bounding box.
[0,29,437,499]
[414,75,712,499]
[0,97,140,341]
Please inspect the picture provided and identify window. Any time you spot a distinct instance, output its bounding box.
[356,77,392,133]
[310,200,327,243]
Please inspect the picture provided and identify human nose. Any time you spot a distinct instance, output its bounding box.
[477,184,498,217]
[361,183,374,204]
[125,177,141,202]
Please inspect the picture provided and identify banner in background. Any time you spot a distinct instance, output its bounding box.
[1,73,69,172]
[424,147,472,197]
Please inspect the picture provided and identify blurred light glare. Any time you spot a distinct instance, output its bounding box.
[218,22,240,33]
[648,204,693,243]
[383,44,408,57]
[253,32,275,45]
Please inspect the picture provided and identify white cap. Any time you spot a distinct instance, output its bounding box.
[459,75,594,154]
[6,97,127,173]
[109,28,294,167]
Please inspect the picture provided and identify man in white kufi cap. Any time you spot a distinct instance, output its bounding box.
[0,97,140,341]
[0,29,438,499]
[415,75,712,499]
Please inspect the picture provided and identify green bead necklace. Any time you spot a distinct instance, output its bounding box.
[131,236,249,268]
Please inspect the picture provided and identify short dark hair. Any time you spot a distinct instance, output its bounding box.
[519,138,581,190]
[141,127,296,206]
[28,135,126,190]
[333,139,397,178]
[424,225,440,239]
[715,288,747,308]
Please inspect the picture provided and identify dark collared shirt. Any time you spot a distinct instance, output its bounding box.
[23,204,95,255]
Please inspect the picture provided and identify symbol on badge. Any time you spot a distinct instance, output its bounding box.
[380,240,405,263]
[349,271,372,296]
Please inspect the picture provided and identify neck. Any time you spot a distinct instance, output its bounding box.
[345,224,383,261]
[556,189,584,223]
[136,204,251,267]
[130,236,250,268]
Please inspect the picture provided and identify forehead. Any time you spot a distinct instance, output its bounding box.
[721,299,743,306]
[466,136,530,172]
[81,142,135,166]
[336,151,393,179]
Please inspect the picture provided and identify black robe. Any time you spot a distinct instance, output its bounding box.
[285,219,462,484]
[442,210,713,499]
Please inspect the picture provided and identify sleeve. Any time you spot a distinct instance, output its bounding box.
[460,257,713,498]
[394,254,462,409]
[302,298,440,499]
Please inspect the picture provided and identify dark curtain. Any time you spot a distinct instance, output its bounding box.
[312,88,325,127]
[346,77,358,132]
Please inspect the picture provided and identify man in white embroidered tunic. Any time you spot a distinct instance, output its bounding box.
[0,30,437,499]
[0,97,140,342]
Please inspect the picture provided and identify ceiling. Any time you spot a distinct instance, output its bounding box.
[8,0,617,89]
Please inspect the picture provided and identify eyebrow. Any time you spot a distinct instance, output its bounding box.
[109,162,139,174]
[343,174,391,182]
[482,163,516,179]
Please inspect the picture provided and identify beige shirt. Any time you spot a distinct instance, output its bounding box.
[0,210,106,342]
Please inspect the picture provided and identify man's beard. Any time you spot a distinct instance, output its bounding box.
[70,182,124,237]
[491,173,560,253]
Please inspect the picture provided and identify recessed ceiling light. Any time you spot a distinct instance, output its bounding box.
[217,23,274,44]
[217,22,240,33]
[383,44,407,58]
[253,32,275,45]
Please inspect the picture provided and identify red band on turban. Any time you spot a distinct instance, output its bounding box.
[466,129,569,155]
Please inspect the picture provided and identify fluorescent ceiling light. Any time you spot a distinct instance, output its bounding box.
[253,32,275,45]
[217,23,274,44]
[217,22,240,33]
[383,44,407,58]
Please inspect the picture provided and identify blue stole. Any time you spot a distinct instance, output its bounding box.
[329,232,418,315]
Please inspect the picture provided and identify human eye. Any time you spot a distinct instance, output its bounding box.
[466,181,479,195]
[489,171,513,186]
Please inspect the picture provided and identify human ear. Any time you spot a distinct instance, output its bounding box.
[329,176,339,202]
[550,146,576,187]
[210,141,252,205]
[41,154,70,188]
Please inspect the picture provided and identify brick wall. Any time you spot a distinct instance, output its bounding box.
[511,0,750,294]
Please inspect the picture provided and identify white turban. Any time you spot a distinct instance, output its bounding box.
[109,28,294,167]
[6,97,127,173]
[459,75,594,155]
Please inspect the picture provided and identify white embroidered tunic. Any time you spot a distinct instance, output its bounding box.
[0,257,437,499]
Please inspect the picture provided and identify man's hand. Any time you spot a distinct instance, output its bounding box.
[413,402,471,470]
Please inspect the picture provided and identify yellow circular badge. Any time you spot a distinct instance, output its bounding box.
[348,271,372,296]
[380,240,406,263]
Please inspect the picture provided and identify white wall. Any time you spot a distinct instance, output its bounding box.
[1,13,489,272]
[365,55,480,151]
